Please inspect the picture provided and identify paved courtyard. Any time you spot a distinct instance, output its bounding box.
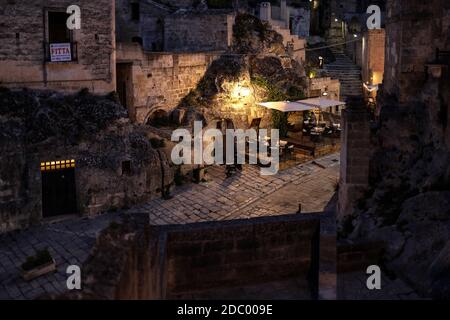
[0,153,340,300]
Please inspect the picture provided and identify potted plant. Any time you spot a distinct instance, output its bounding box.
[193,166,207,183]
[21,248,56,281]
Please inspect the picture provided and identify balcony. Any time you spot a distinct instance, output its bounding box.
[44,42,78,63]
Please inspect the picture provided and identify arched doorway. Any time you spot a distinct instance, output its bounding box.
[146,109,169,127]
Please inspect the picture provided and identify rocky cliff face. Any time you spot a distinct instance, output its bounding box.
[166,13,307,130]
[339,0,450,296]
[0,88,173,233]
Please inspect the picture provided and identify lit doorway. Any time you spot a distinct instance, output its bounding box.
[41,160,77,218]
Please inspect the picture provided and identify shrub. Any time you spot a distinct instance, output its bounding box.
[193,168,200,183]
[272,110,289,138]
[22,249,53,271]
[174,167,184,186]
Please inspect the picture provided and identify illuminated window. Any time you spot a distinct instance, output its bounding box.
[41,159,76,172]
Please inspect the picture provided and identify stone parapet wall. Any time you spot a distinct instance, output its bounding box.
[58,213,320,300]
[165,215,320,298]
[338,102,371,219]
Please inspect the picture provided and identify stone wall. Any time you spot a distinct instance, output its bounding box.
[116,0,172,52]
[383,0,450,103]
[164,11,236,52]
[308,77,341,101]
[165,215,320,298]
[57,220,164,300]
[291,6,311,38]
[0,0,116,93]
[337,99,371,219]
[359,29,386,100]
[60,213,320,300]
[0,123,173,233]
[116,43,222,123]
[361,29,385,86]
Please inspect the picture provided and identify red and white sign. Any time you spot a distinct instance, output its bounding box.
[50,43,72,62]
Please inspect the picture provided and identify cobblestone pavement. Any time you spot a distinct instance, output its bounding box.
[0,212,121,300]
[130,154,341,224]
[0,153,340,300]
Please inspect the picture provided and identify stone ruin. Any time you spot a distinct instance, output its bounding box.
[0,88,174,233]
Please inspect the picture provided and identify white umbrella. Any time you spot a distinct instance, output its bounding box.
[258,98,345,112]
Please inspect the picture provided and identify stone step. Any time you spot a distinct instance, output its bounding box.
[326,73,361,77]
[324,43,363,100]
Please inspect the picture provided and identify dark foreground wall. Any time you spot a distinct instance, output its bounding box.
[165,215,320,298]
[59,213,320,300]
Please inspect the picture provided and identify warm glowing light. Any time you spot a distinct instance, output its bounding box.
[353,34,358,38]
[372,71,383,85]
[239,87,251,97]
[232,84,251,99]
[41,159,76,172]
[363,83,378,92]
[309,71,316,79]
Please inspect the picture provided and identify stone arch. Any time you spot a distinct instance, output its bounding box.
[145,108,170,127]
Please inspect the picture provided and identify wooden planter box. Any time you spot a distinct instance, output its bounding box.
[22,259,57,281]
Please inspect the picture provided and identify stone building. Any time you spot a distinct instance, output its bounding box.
[360,29,385,101]
[164,10,236,52]
[322,0,386,41]
[259,1,307,62]
[116,0,236,53]
[383,0,449,104]
[116,43,221,123]
[0,0,116,93]
[308,76,341,111]
[115,0,172,52]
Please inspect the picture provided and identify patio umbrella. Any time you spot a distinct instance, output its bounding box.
[258,98,345,112]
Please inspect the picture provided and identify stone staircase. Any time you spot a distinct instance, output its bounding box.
[324,47,363,99]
